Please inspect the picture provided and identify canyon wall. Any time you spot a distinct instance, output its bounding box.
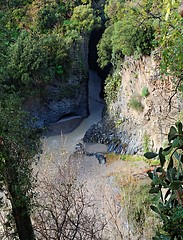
[24,38,89,128]
[84,54,183,154]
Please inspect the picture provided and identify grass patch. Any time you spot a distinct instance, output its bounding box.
[106,152,121,164]
[128,96,144,111]
[121,154,161,166]
[141,86,150,97]
[120,154,145,162]
[106,153,160,166]
[115,174,160,239]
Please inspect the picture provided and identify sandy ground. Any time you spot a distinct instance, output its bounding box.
[35,70,150,239]
[36,140,149,240]
[0,71,151,239]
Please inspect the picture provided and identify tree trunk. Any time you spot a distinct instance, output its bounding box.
[6,160,35,240]
[11,202,35,240]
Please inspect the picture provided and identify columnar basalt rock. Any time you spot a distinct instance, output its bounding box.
[84,54,183,154]
[24,38,89,128]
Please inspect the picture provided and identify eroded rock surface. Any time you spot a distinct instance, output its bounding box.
[84,54,183,154]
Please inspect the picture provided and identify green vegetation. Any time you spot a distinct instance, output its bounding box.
[0,0,100,97]
[120,154,145,162]
[0,94,41,239]
[128,96,144,112]
[7,31,68,88]
[116,174,159,239]
[142,86,150,97]
[104,71,121,104]
[145,122,183,239]
[143,133,150,153]
[0,0,101,238]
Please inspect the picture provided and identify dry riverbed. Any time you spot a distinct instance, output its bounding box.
[36,140,153,240]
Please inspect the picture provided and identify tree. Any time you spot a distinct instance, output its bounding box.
[0,94,41,240]
[97,0,156,68]
[68,3,101,34]
[5,31,68,93]
[33,168,107,240]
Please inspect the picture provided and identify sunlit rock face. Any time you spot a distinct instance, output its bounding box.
[84,54,183,154]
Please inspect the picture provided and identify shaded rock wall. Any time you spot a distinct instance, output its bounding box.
[24,38,89,128]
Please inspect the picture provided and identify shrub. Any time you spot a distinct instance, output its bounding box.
[104,72,121,104]
[128,96,144,111]
[145,122,183,239]
[143,133,150,152]
[142,86,150,97]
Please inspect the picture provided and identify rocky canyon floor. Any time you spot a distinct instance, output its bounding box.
[35,71,153,239]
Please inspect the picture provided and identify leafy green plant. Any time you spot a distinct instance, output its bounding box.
[142,86,150,97]
[145,122,183,240]
[143,133,150,152]
[128,96,144,111]
[104,72,121,104]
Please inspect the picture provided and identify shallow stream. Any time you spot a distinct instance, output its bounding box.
[43,70,104,161]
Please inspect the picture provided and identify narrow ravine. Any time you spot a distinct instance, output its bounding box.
[43,70,104,162]
[36,70,150,240]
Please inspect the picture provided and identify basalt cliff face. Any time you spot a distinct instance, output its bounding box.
[24,38,89,128]
[84,54,183,154]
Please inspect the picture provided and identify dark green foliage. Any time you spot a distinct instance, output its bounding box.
[6,31,68,91]
[145,122,183,240]
[0,93,41,239]
[36,2,71,32]
[97,0,155,67]
[0,0,33,8]
[97,26,113,68]
[133,26,155,56]
[37,4,61,31]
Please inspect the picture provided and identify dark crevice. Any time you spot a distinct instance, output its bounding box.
[88,28,111,99]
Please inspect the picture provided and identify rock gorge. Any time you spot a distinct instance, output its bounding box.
[84,53,183,154]
[11,0,182,155]
[24,38,89,129]
[24,31,182,154]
